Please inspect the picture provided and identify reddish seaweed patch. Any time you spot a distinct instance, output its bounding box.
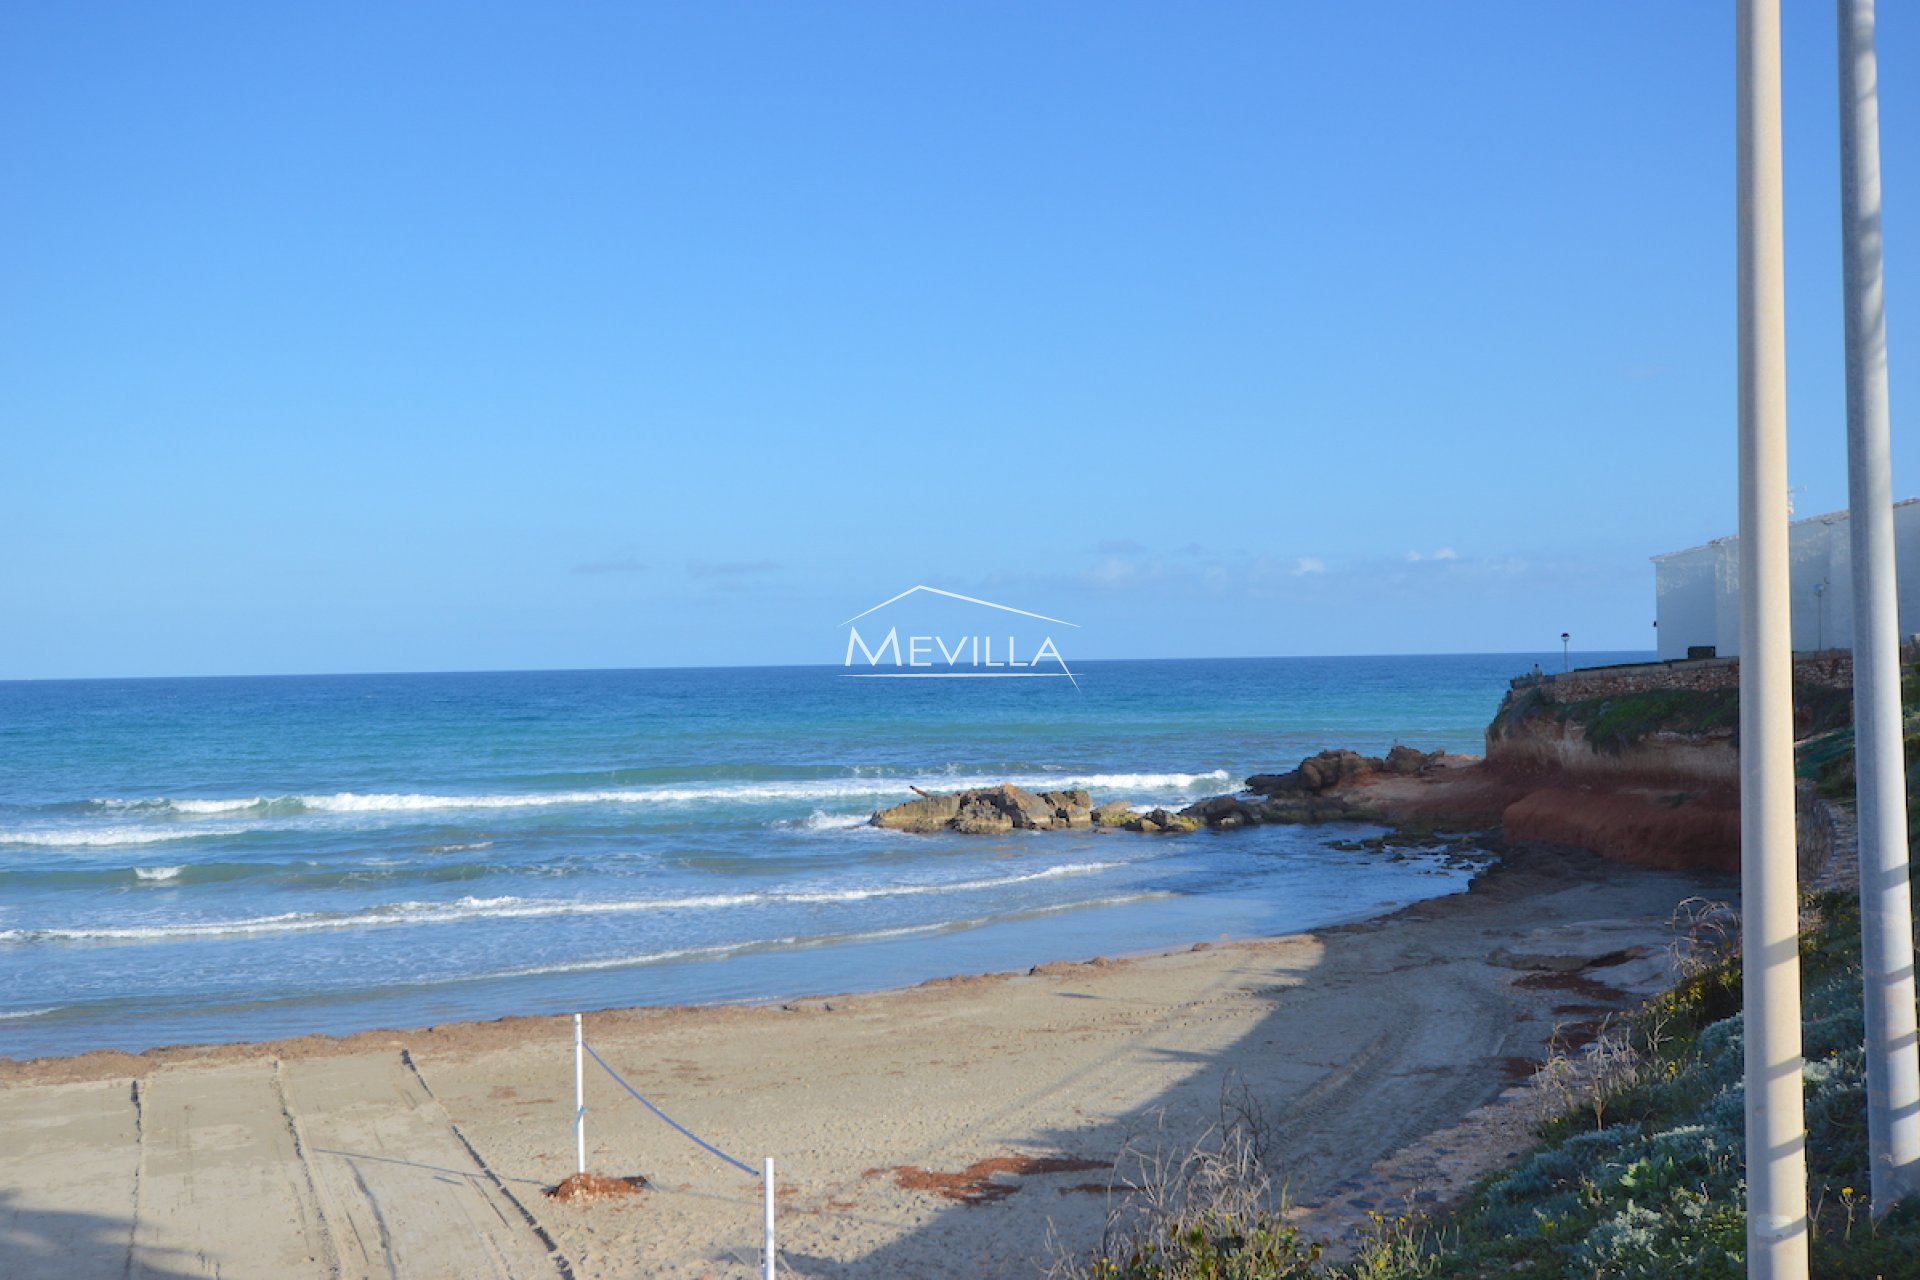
[880,1154,1111,1205]
[1500,1054,1545,1083]
[1514,970,1626,1002]
[546,1172,649,1203]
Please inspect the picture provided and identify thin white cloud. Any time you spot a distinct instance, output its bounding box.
[1293,557,1326,576]
[687,559,780,578]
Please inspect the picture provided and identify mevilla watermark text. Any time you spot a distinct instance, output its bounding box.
[839,586,1079,687]
[844,627,1067,674]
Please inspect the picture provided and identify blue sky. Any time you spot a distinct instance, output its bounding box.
[3,3,1916,677]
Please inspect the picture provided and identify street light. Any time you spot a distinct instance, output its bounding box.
[1560,631,1570,672]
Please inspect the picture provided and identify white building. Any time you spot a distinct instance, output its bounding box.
[1651,498,1920,660]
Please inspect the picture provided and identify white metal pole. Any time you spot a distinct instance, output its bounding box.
[574,1013,587,1175]
[762,1157,776,1280]
[1837,0,1920,1213]
[1738,2,1810,1275]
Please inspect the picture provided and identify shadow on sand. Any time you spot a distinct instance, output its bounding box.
[764,847,1733,1279]
[0,1189,199,1280]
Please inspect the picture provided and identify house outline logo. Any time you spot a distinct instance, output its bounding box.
[839,586,1080,688]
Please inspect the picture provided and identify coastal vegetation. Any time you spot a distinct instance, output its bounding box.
[1490,680,1853,758]
[1489,683,1739,756]
[1056,671,1920,1279]
[1055,891,1919,1280]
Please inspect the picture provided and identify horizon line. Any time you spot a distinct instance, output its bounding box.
[0,648,1660,685]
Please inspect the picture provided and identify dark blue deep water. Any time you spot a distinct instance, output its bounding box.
[0,653,1646,1059]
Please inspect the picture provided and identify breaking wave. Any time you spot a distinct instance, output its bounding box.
[0,861,1121,944]
[72,769,1234,821]
[0,826,250,848]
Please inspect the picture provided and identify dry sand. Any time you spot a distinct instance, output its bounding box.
[0,846,1732,1279]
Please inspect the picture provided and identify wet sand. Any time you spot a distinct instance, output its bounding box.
[0,846,1731,1278]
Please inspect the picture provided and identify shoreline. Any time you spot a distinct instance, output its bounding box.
[0,907,1445,1089]
[0,823,1481,1079]
[0,844,1734,1278]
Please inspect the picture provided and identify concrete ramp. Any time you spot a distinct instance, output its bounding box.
[279,1052,560,1280]
[0,1078,141,1279]
[130,1061,332,1278]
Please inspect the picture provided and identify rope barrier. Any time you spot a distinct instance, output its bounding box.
[580,1040,762,1178]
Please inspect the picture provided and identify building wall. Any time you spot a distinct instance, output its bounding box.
[1653,499,1920,658]
[1654,543,1718,661]
[1788,512,1851,653]
[1510,649,1856,702]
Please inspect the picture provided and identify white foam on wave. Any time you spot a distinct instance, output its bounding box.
[481,895,1165,982]
[286,776,1217,812]
[94,797,265,814]
[0,861,1122,944]
[134,866,183,882]
[0,1007,58,1021]
[1051,769,1232,791]
[498,940,764,979]
[70,769,1235,825]
[782,861,1117,903]
[170,798,267,815]
[0,827,248,848]
[792,810,871,832]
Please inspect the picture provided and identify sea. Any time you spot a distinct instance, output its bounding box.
[0,653,1647,1061]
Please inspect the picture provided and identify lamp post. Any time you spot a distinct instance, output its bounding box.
[1560,632,1570,672]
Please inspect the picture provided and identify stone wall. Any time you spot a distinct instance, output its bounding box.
[1509,648,1869,705]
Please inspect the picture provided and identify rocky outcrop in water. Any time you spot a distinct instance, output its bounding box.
[864,659,1837,875]
[868,747,1473,837]
[870,785,1094,834]
[1247,746,1446,798]
[1129,808,1201,834]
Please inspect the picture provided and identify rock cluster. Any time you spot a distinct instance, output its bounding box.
[1246,745,1442,798]
[1127,808,1201,834]
[868,746,1455,836]
[870,785,1099,834]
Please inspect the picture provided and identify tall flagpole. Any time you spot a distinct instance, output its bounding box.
[1837,0,1920,1214]
[1737,1,1810,1275]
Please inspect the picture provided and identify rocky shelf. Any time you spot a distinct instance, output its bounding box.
[868,745,1465,836]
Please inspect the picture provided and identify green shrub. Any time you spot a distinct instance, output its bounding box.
[1062,887,1920,1279]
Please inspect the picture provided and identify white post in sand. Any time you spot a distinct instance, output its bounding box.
[1837,0,1920,1214]
[574,1013,587,1176]
[762,1157,777,1280]
[1738,2,1810,1275]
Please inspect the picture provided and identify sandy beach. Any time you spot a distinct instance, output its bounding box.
[0,846,1731,1279]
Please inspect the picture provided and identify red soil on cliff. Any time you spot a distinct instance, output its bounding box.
[1500,786,1740,873]
[1348,762,1740,874]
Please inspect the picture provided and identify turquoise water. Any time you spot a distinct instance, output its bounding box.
[0,653,1645,1060]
